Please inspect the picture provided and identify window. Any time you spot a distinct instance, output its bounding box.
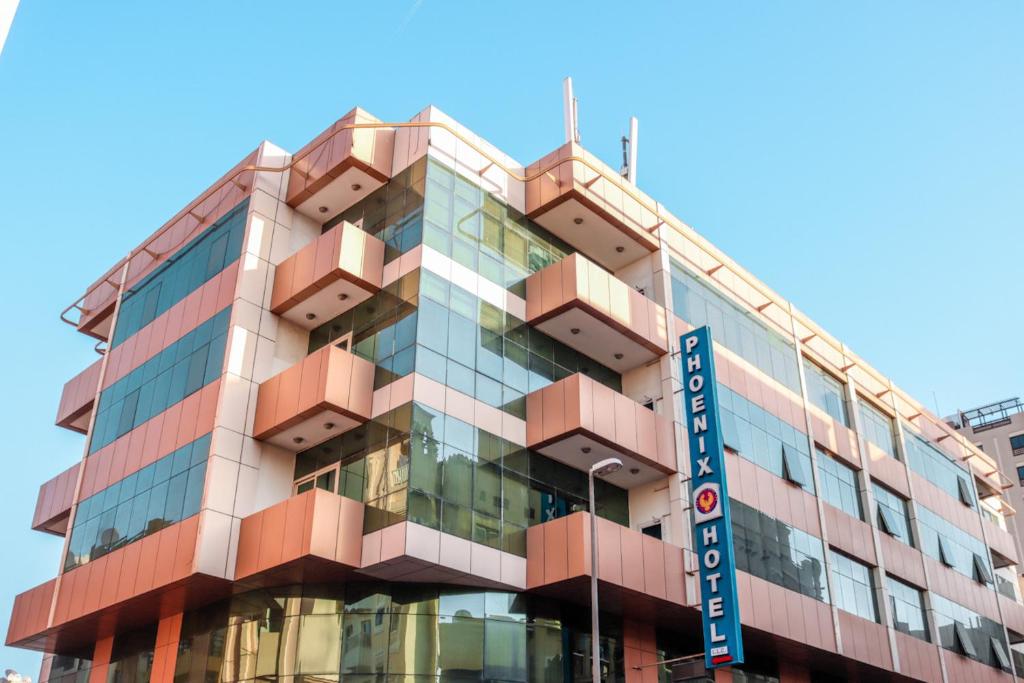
[829,551,877,622]
[886,576,928,641]
[857,400,897,459]
[670,260,800,393]
[903,427,975,508]
[931,594,1010,670]
[1011,434,1024,457]
[292,402,629,556]
[112,200,247,347]
[718,383,814,494]
[917,505,992,581]
[66,434,210,571]
[872,483,914,547]
[803,359,848,426]
[91,309,230,453]
[641,522,662,540]
[972,553,993,585]
[817,450,862,520]
[730,499,829,602]
[1017,466,1024,486]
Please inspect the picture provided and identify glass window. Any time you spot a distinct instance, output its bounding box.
[916,505,991,582]
[903,426,976,508]
[174,583,624,683]
[292,402,628,555]
[872,483,914,547]
[857,400,896,459]
[886,576,929,641]
[719,383,814,494]
[817,450,862,520]
[66,434,210,571]
[113,200,247,347]
[829,551,877,622]
[671,261,800,392]
[91,309,230,453]
[932,593,1011,670]
[1011,434,1024,457]
[803,359,848,426]
[731,499,829,602]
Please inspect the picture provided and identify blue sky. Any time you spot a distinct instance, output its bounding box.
[0,1,1021,674]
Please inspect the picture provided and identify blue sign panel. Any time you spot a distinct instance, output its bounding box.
[680,326,744,669]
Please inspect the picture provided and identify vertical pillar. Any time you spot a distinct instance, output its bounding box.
[623,619,659,683]
[88,634,115,683]
[150,612,184,683]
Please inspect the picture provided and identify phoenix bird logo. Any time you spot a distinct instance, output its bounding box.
[696,487,718,514]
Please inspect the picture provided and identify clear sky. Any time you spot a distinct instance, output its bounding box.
[0,1,1021,675]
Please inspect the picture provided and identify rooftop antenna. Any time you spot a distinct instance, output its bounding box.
[563,77,580,144]
[620,116,639,184]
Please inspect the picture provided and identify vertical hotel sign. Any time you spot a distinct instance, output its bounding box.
[680,326,743,669]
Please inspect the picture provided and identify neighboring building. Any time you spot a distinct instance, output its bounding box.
[951,400,1024,578]
[6,104,1024,683]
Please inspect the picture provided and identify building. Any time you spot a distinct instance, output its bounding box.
[7,102,1024,683]
[950,399,1024,581]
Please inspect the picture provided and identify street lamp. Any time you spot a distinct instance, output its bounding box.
[589,456,623,683]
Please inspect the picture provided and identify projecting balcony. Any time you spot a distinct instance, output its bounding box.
[286,108,395,220]
[252,345,374,450]
[55,358,102,433]
[525,142,659,271]
[270,221,385,329]
[525,374,676,488]
[525,253,668,373]
[234,489,365,585]
[32,463,80,536]
[525,512,688,614]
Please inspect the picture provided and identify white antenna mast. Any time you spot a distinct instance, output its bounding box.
[620,116,639,184]
[563,77,580,144]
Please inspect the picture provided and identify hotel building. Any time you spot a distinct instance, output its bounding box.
[7,104,1024,683]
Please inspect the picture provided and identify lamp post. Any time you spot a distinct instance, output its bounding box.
[589,456,623,683]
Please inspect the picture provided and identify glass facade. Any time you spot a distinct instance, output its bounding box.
[66,434,210,571]
[886,576,929,641]
[47,656,91,683]
[931,593,1011,670]
[173,583,626,683]
[325,158,576,299]
[293,403,628,556]
[816,449,862,520]
[802,359,847,426]
[670,261,800,393]
[829,551,877,622]
[872,482,914,547]
[903,427,976,508]
[91,308,229,453]
[719,383,814,493]
[731,499,829,602]
[308,269,620,416]
[856,400,897,459]
[112,200,247,348]
[916,505,993,583]
[106,625,156,683]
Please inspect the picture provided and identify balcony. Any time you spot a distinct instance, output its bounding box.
[525,142,659,271]
[234,489,364,585]
[525,512,687,615]
[270,221,385,329]
[525,253,668,374]
[525,374,676,488]
[55,358,102,433]
[32,463,80,536]
[252,345,374,450]
[286,108,395,219]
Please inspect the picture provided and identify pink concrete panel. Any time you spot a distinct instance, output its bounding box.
[837,610,892,671]
[566,513,588,578]
[879,534,926,587]
[641,535,667,600]
[543,517,569,584]
[894,631,942,683]
[595,516,623,585]
[254,345,374,441]
[55,358,102,432]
